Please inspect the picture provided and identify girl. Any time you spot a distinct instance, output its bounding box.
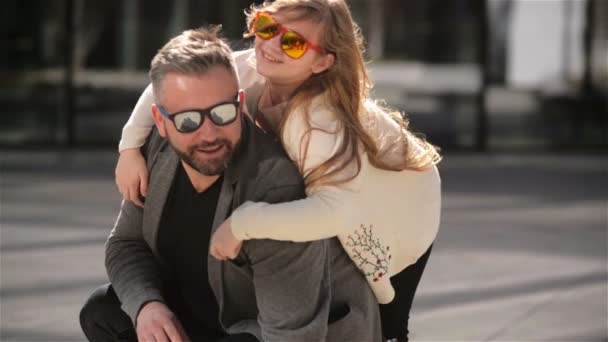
[116,1,441,340]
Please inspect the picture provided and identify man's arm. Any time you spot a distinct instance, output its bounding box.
[109,130,191,340]
[105,200,164,323]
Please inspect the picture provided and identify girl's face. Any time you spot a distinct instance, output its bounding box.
[254,11,333,86]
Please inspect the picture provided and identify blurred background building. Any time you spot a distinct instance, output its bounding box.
[1,0,606,150]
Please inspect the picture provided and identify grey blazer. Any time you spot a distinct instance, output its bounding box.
[105,117,382,341]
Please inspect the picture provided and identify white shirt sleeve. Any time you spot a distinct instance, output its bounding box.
[231,99,354,242]
[118,84,156,152]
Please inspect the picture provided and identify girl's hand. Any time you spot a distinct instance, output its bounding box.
[115,148,148,207]
[210,218,243,260]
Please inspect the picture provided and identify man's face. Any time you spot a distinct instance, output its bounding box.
[152,67,242,176]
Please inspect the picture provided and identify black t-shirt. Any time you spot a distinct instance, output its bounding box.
[157,162,225,339]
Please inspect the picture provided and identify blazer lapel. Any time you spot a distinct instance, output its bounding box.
[142,150,179,258]
[208,169,238,326]
[211,175,235,233]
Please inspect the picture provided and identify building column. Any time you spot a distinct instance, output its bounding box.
[367,0,385,60]
[167,0,189,38]
[121,0,139,70]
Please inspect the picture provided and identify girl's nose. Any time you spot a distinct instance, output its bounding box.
[262,34,284,56]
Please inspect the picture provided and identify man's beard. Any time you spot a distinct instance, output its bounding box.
[172,139,238,176]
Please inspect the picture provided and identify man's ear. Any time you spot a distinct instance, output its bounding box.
[151,104,167,138]
[311,53,335,74]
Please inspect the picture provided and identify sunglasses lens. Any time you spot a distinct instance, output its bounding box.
[255,14,279,39]
[253,12,317,59]
[282,31,308,58]
[174,111,202,132]
[209,103,238,125]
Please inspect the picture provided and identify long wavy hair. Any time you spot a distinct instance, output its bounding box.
[246,0,441,188]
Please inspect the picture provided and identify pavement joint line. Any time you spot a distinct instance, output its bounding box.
[0,278,108,298]
[481,287,566,342]
[413,269,607,315]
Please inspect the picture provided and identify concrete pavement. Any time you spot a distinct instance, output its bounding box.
[1,150,606,341]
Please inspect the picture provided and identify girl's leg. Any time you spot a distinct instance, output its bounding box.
[379,245,433,342]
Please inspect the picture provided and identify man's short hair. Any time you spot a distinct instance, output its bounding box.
[149,26,238,102]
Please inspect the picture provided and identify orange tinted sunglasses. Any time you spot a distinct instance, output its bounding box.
[251,11,324,59]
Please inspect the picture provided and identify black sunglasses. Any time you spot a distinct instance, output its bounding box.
[157,94,240,133]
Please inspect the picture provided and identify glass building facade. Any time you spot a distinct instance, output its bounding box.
[1,0,606,149]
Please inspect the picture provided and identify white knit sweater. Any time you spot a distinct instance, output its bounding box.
[119,49,441,304]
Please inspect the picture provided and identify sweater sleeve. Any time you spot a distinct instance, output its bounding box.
[231,99,355,242]
[118,84,156,152]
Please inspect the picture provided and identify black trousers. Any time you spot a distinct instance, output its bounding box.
[379,244,433,342]
[79,284,258,342]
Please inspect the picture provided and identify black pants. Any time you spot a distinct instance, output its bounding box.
[79,284,258,342]
[379,244,433,342]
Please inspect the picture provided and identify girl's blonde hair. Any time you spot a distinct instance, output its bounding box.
[246,0,441,188]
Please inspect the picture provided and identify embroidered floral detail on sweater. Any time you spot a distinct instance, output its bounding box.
[345,224,391,282]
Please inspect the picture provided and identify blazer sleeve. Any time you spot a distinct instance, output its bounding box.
[105,200,164,324]
[106,131,167,324]
[230,100,353,242]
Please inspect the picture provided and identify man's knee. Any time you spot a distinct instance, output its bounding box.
[81,284,111,326]
[80,284,131,339]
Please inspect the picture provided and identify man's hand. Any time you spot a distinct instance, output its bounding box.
[136,301,189,342]
[210,218,243,260]
[116,148,149,207]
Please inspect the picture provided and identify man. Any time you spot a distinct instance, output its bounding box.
[79,27,381,342]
